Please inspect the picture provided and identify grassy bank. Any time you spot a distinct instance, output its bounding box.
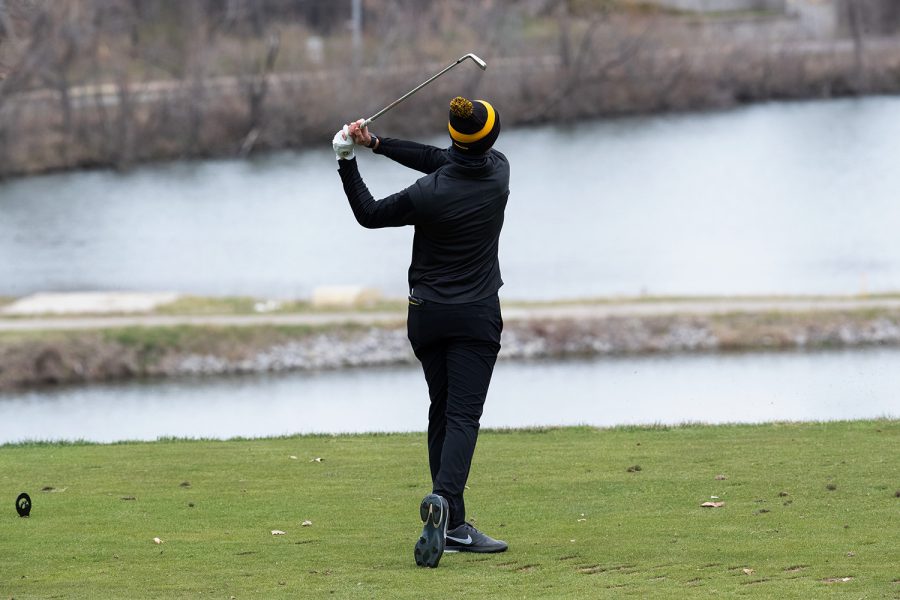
[1,422,897,598]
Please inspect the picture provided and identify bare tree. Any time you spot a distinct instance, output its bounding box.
[240,30,279,156]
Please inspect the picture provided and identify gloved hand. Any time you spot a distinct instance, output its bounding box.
[332,125,355,161]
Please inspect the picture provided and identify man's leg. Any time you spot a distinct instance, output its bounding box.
[437,334,508,554]
[414,342,449,483]
[408,303,450,484]
[410,309,454,568]
[432,337,500,529]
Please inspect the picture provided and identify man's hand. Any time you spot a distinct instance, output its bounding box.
[332,125,355,160]
[348,119,373,147]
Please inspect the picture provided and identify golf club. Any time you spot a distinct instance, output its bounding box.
[361,53,487,129]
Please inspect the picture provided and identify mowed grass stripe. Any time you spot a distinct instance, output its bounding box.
[0,422,897,598]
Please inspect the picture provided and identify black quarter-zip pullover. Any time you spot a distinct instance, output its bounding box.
[337,138,509,303]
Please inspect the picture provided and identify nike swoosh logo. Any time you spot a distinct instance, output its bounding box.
[447,535,473,544]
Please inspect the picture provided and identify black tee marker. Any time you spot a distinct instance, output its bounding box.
[16,493,31,517]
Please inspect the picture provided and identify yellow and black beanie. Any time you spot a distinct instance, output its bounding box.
[448,96,500,154]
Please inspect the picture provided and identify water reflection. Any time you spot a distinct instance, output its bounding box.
[0,348,896,444]
[1,96,900,299]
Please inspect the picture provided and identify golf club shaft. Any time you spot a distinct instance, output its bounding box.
[362,54,486,129]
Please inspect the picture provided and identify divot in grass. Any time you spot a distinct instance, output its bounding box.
[578,564,636,575]
[783,565,808,573]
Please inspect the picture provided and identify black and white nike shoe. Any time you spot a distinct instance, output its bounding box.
[444,522,508,553]
[414,493,449,568]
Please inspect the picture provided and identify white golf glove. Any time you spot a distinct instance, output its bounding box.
[332,125,356,161]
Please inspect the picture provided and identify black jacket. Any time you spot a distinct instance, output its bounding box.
[338,137,509,303]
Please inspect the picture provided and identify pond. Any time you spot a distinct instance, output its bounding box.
[1,348,896,444]
[2,96,899,300]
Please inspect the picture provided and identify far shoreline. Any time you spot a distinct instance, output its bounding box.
[2,293,899,391]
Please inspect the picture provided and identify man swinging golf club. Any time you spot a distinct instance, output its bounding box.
[333,95,509,568]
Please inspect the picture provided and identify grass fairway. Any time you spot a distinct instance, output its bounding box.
[1,422,897,598]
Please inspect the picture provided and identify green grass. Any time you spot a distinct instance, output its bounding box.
[157,295,408,316]
[101,323,324,352]
[126,292,900,315]
[1,423,898,598]
[3,293,898,320]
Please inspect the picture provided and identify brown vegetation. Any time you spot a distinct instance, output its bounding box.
[1,0,899,177]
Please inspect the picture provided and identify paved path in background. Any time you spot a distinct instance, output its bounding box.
[2,297,899,333]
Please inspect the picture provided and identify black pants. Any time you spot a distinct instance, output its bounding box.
[407,294,503,529]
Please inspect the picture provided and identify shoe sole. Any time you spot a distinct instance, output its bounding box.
[414,494,447,568]
[444,543,508,553]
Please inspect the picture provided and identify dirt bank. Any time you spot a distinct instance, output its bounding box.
[2,306,899,391]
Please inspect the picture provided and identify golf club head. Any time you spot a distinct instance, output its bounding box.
[462,53,487,70]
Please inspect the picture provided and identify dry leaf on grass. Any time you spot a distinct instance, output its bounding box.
[742,568,755,575]
[715,474,727,480]
[271,530,286,535]
[700,502,725,508]
[301,520,313,527]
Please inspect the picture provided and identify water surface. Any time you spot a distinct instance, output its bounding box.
[2,96,899,299]
[1,348,896,444]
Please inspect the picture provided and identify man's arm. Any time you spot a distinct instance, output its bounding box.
[337,158,417,229]
[349,120,449,175]
[374,137,448,175]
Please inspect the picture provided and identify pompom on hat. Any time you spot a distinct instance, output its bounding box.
[448,96,500,154]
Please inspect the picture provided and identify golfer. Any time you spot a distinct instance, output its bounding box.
[333,96,509,568]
